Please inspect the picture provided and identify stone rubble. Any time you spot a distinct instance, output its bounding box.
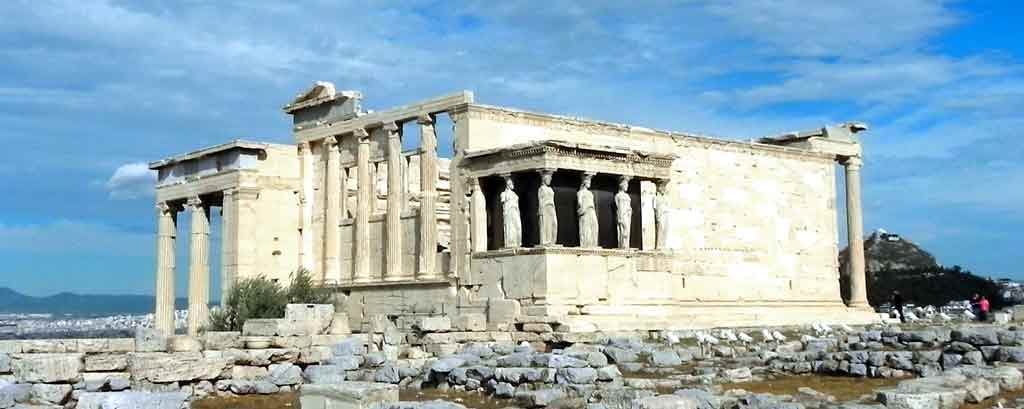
[6,307,1024,409]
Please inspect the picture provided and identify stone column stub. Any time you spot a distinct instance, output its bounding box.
[842,155,870,309]
[353,128,372,283]
[185,195,211,336]
[384,121,406,281]
[154,201,178,335]
[417,114,440,279]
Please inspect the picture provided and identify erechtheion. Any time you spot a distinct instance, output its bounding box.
[149,82,877,336]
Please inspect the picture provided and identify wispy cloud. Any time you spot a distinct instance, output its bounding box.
[104,162,156,200]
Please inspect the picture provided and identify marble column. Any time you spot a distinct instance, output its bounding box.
[469,178,488,252]
[220,189,237,307]
[298,142,313,271]
[384,122,406,280]
[154,202,177,335]
[324,136,341,284]
[353,128,372,282]
[417,115,439,279]
[640,180,656,250]
[449,111,468,279]
[844,156,870,308]
[186,196,210,336]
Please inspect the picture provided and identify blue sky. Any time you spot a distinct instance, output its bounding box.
[1,1,1022,296]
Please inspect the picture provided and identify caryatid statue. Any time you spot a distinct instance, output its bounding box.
[538,169,557,246]
[654,180,671,249]
[500,174,522,248]
[577,173,598,248]
[615,176,632,249]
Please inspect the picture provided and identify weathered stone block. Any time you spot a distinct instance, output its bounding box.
[11,353,83,383]
[167,336,202,352]
[203,332,243,350]
[77,338,135,353]
[452,313,486,332]
[268,363,302,386]
[82,372,132,392]
[130,352,231,383]
[77,391,189,409]
[0,341,21,355]
[243,319,282,337]
[487,299,520,330]
[0,354,9,374]
[328,313,352,335]
[232,366,269,380]
[415,316,452,332]
[84,354,129,372]
[300,382,398,409]
[31,383,71,405]
[286,304,336,334]
[304,365,347,384]
[134,328,168,353]
[633,394,703,409]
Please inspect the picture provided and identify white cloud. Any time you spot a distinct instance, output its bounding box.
[105,162,155,200]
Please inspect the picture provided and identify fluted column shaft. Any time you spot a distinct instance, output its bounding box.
[354,129,372,282]
[324,136,341,284]
[418,115,439,279]
[220,189,237,307]
[186,197,210,336]
[154,202,177,335]
[384,122,405,280]
[298,142,313,271]
[844,157,870,308]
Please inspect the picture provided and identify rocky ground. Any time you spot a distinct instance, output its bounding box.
[6,320,1024,409]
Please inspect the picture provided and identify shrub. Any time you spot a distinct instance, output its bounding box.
[206,268,332,332]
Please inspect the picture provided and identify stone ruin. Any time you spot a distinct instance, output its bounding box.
[146,81,878,337]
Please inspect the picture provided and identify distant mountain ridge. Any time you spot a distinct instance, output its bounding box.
[839,230,1003,307]
[0,287,187,317]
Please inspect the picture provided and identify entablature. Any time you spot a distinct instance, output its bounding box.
[461,140,676,179]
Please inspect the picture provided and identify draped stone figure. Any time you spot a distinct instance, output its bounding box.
[500,175,522,248]
[577,173,598,248]
[538,170,557,246]
[655,181,671,249]
[615,176,632,249]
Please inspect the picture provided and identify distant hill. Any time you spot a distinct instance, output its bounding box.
[0,287,188,317]
[839,231,1003,308]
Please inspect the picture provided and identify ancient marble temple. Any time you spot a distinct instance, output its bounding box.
[150,81,877,335]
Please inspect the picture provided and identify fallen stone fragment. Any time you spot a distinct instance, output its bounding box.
[300,382,398,409]
[76,391,189,409]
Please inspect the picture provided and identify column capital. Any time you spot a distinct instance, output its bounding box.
[353,128,370,142]
[842,156,863,169]
[538,168,557,176]
[416,114,434,125]
[186,196,203,209]
[298,141,310,154]
[383,121,400,135]
[223,188,237,198]
[156,201,176,214]
[619,175,632,183]
[324,135,339,147]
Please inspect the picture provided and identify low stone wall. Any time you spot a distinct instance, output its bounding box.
[6,315,1024,409]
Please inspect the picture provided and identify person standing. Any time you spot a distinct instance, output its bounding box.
[979,295,991,322]
[891,290,905,323]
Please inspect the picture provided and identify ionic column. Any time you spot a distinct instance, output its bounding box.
[384,122,406,281]
[298,142,313,271]
[418,115,439,279]
[220,189,238,307]
[843,156,870,308]
[186,196,210,336]
[469,178,488,252]
[324,136,341,284]
[353,128,372,282]
[154,202,177,335]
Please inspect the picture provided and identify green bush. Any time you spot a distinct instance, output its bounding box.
[206,268,332,332]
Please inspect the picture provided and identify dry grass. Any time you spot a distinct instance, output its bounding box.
[191,392,298,409]
[720,375,902,402]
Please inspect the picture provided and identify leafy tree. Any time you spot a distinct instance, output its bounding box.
[206,268,332,332]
